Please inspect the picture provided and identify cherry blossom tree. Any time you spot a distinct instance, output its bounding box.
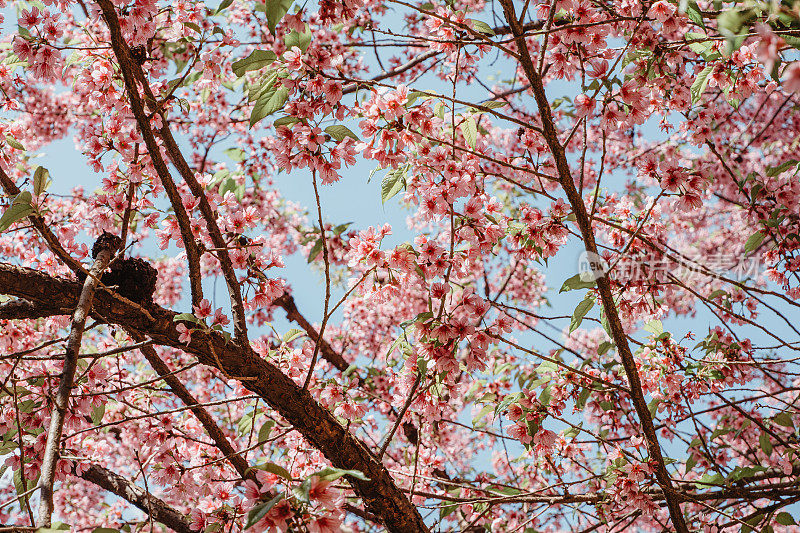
[1,0,800,531]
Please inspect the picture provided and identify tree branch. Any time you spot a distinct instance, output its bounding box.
[0,262,429,533]
[131,335,257,483]
[0,299,66,321]
[495,1,688,530]
[77,463,192,533]
[92,1,204,309]
[96,0,248,347]
[37,235,120,526]
[273,293,348,371]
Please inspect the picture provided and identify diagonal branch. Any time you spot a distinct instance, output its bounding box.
[274,293,349,371]
[91,2,204,309]
[77,463,192,533]
[130,335,257,483]
[0,166,85,276]
[96,0,248,347]
[495,1,688,530]
[0,262,429,533]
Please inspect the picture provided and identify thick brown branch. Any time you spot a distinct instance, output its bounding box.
[0,262,429,533]
[77,463,192,533]
[96,0,248,346]
[92,1,204,308]
[495,1,688,530]
[0,299,66,320]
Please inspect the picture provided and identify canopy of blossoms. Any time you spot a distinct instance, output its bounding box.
[1,0,799,531]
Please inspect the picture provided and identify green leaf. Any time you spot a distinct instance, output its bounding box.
[381,166,407,204]
[773,412,794,428]
[238,411,255,436]
[559,273,596,293]
[535,360,558,374]
[744,231,766,254]
[342,363,359,378]
[717,9,744,37]
[597,341,614,355]
[479,100,505,109]
[563,422,582,439]
[91,403,105,425]
[173,313,203,325]
[273,116,300,128]
[224,147,246,162]
[0,191,34,232]
[215,0,234,14]
[439,503,458,519]
[727,465,767,482]
[399,310,434,328]
[5,135,24,150]
[244,494,284,529]
[333,222,352,235]
[265,0,294,35]
[13,468,38,513]
[250,86,289,127]
[291,478,311,503]
[469,19,495,35]
[184,22,202,33]
[686,37,719,61]
[691,64,713,104]
[284,29,311,53]
[307,238,323,263]
[570,296,595,333]
[776,512,796,526]
[472,403,494,426]
[37,524,71,533]
[685,454,697,473]
[708,289,727,300]
[576,387,591,409]
[165,71,202,94]
[742,512,764,533]
[759,431,773,456]
[17,26,33,41]
[232,50,277,77]
[315,467,369,481]
[324,125,360,142]
[495,392,522,417]
[282,328,304,343]
[33,166,50,196]
[648,398,661,417]
[460,115,477,149]
[783,34,800,51]
[257,420,275,443]
[253,461,292,480]
[219,176,238,198]
[539,385,552,406]
[643,320,663,336]
[682,0,705,29]
[766,159,799,177]
[248,70,280,101]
